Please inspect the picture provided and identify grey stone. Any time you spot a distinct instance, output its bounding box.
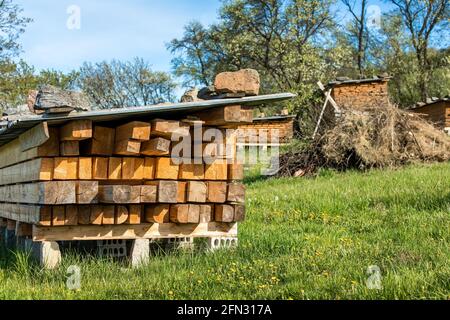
[32,241,61,269]
[129,239,150,268]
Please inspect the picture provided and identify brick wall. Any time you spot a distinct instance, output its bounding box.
[238,118,294,144]
[331,80,390,109]
[411,101,450,130]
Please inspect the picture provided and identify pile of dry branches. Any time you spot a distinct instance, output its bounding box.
[278,104,450,177]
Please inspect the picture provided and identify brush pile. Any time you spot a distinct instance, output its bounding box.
[278,104,450,177]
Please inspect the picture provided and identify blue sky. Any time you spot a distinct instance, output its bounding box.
[15,0,392,74]
[15,0,222,73]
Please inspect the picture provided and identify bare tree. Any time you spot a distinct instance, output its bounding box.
[341,0,369,77]
[77,58,177,109]
[389,0,449,100]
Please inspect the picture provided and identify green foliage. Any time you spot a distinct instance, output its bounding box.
[76,58,177,109]
[385,0,449,101]
[0,59,78,112]
[169,0,352,124]
[0,163,449,299]
[170,0,449,120]
[0,0,32,59]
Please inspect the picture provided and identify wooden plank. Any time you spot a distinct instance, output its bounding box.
[141,138,171,156]
[108,157,122,180]
[187,204,200,224]
[170,204,200,224]
[151,119,190,139]
[147,180,178,203]
[37,206,52,226]
[90,205,104,225]
[195,105,241,126]
[52,206,65,226]
[227,183,245,203]
[53,157,78,180]
[169,204,188,224]
[215,205,234,223]
[126,205,142,225]
[92,157,108,180]
[19,122,50,152]
[60,141,79,156]
[65,205,78,226]
[228,163,244,180]
[81,126,115,156]
[78,206,92,225]
[33,222,238,241]
[114,139,141,156]
[122,157,145,180]
[76,181,99,204]
[0,158,53,185]
[0,127,59,169]
[205,160,228,180]
[240,106,254,124]
[99,185,141,204]
[207,182,227,203]
[140,185,157,203]
[186,181,207,203]
[115,206,129,225]
[177,181,187,203]
[78,157,92,180]
[0,181,76,204]
[101,206,115,225]
[60,120,93,141]
[179,164,204,180]
[0,204,52,226]
[199,205,213,223]
[143,158,155,179]
[144,204,170,224]
[155,157,179,180]
[115,121,151,142]
[234,204,246,222]
[202,142,220,159]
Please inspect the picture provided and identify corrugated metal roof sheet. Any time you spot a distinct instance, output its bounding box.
[253,115,296,122]
[409,96,449,110]
[327,76,391,87]
[0,92,295,147]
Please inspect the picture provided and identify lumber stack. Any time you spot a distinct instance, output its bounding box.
[0,105,249,233]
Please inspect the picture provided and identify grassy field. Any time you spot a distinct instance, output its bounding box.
[0,162,449,300]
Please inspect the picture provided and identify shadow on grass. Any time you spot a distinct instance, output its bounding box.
[243,173,272,185]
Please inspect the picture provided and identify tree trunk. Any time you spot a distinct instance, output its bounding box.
[357,0,367,78]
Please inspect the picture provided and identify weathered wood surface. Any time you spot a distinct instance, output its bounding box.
[32,222,238,241]
[0,181,76,204]
[0,127,59,169]
[19,122,50,152]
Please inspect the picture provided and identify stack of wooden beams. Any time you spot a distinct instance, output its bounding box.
[0,105,250,233]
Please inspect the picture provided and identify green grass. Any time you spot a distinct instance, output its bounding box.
[1,163,449,300]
